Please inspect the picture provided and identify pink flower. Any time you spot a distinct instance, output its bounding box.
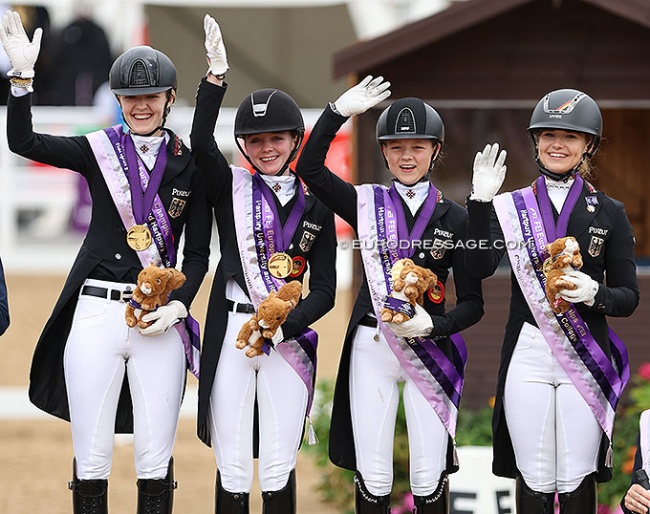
[391,492,414,514]
[639,362,650,381]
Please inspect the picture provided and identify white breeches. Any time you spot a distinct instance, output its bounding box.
[350,324,448,498]
[504,322,602,493]
[208,309,308,493]
[64,279,186,480]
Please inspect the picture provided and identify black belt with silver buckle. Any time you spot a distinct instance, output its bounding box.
[358,313,378,328]
[226,299,256,314]
[81,285,133,302]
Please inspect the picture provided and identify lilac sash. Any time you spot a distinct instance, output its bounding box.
[640,409,650,472]
[86,126,201,379]
[493,188,629,439]
[356,184,467,438]
[231,166,318,418]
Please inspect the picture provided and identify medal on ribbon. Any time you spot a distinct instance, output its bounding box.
[268,252,293,279]
[124,133,167,251]
[127,224,153,250]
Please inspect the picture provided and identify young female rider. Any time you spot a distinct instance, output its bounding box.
[190,16,337,514]
[467,89,639,513]
[295,79,484,513]
[0,11,211,514]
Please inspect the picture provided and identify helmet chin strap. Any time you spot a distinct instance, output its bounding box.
[236,134,302,177]
[120,94,173,137]
[387,143,438,186]
[535,153,586,183]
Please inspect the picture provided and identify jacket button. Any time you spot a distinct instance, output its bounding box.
[115,253,122,260]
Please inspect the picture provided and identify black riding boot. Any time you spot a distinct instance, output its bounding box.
[412,472,449,514]
[558,474,597,514]
[69,459,108,514]
[262,469,296,514]
[215,470,249,514]
[136,457,177,514]
[515,475,555,514]
[354,473,391,514]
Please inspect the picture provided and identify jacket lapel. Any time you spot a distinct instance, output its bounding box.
[566,183,602,240]
[160,130,191,186]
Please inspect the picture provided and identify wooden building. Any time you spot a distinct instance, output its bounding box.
[332,0,650,408]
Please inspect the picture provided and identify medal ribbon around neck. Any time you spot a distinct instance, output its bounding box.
[388,182,438,259]
[535,175,583,241]
[252,173,305,281]
[124,132,168,228]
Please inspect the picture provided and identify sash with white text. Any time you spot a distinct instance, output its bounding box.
[493,188,629,441]
[231,166,318,420]
[356,184,466,439]
[86,126,201,378]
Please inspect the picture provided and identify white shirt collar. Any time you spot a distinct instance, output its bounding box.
[259,174,297,207]
[393,181,430,216]
[131,133,167,169]
[544,175,575,211]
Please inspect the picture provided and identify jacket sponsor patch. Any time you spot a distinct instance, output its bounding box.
[299,231,317,252]
[168,198,187,218]
[588,236,604,257]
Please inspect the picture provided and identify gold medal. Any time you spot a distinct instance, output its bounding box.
[268,252,292,279]
[126,224,152,251]
[542,256,553,277]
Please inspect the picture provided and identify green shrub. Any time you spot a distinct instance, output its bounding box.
[304,365,650,513]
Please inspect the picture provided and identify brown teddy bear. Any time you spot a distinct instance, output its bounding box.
[235,281,303,358]
[543,236,584,314]
[125,264,186,329]
[381,258,438,324]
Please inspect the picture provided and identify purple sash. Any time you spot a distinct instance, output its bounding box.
[493,188,629,439]
[86,126,200,379]
[356,184,467,438]
[232,166,318,418]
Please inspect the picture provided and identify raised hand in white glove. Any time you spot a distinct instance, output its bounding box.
[139,300,188,337]
[470,143,507,202]
[331,75,391,118]
[0,11,42,79]
[387,304,433,339]
[559,270,599,306]
[203,14,228,77]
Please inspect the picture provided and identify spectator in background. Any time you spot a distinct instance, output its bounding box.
[0,256,9,336]
[43,12,112,106]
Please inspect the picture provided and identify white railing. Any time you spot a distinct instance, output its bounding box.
[0,105,336,275]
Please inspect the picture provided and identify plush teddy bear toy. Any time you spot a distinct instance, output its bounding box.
[125,263,186,329]
[381,258,438,324]
[543,236,584,314]
[235,280,303,358]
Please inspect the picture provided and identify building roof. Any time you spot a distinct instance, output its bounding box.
[333,0,650,78]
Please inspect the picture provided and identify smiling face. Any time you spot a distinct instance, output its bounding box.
[381,138,437,185]
[242,131,298,176]
[536,129,590,176]
[118,91,173,136]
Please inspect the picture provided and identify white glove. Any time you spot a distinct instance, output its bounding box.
[204,14,228,77]
[470,143,507,202]
[559,270,599,306]
[0,11,42,79]
[387,304,433,339]
[139,300,188,337]
[269,326,284,346]
[332,75,391,117]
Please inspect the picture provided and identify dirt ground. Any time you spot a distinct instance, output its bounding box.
[0,273,351,514]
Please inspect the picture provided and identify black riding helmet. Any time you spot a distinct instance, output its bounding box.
[527,88,602,181]
[109,46,177,136]
[234,88,305,176]
[376,98,444,179]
